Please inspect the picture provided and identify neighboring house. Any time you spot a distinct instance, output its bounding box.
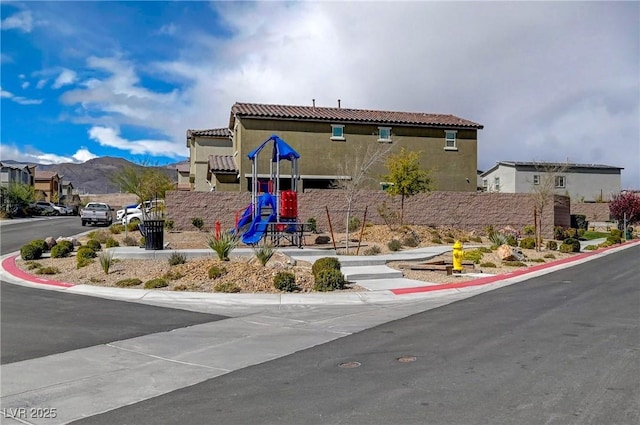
[187,101,483,192]
[61,180,74,199]
[175,161,191,191]
[480,161,623,202]
[0,162,36,188]
[34,171,62,202]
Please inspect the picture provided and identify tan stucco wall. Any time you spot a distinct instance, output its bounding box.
[189,136,233,191]
[235,118,478,192]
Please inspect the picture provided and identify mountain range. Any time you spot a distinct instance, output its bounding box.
[2,157,180,194]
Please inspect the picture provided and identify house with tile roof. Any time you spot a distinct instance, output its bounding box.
[480,161,623,202]
[34,170,62,202]
[0,162,36,188]
[187,101,483,192]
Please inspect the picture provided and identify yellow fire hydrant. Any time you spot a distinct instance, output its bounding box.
[452,240,464,273]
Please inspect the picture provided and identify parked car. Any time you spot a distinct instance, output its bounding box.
[55,203,74,215]
[30,201,59,216]
[115,203,140,221]
[117,200,165,222]
[80,202,113,226]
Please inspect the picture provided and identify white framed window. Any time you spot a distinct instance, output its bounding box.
[482,178,488,189]
[494,177,500,191]
[533,174,540,185]
[555,176,566,188]
[330,124,345,141]
[444,130,457,150]
[378,127,392,142]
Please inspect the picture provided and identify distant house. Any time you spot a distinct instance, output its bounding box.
[34,171,62,202]
[61,180,74,199]
[175,161,191,191]
[0,162,36,188]
[187,102,483,192]
[480,161,623,202]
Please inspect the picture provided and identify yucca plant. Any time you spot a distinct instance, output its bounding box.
[98,250,114,274]
[253,241,275,266]
[207,231,239,261]
[489,232,508,249]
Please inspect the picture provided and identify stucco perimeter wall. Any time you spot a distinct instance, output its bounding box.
[570,203,611,222]
[167,190,568,239]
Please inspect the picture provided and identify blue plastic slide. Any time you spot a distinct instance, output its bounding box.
[242,193,277,244]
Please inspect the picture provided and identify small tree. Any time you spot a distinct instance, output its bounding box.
[609,191,640,227]
[382,148,433,225]
[333,142,394,252]
[110,164,174,207]
[529,162,568,250]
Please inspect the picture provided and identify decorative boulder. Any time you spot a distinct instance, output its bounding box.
[315,235,331,245]
[496,244,526,261]
[56,236,80,246]
[45,237,57,249]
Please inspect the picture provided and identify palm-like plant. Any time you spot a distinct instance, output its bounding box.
[207,231,239,261]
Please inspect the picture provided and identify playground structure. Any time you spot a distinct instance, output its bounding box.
[235,135,307,247]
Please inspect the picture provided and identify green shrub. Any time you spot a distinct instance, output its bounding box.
[105,237,119,248]
[30,239,48,253]
[51,243,73,258]
[76,257,93,268]
[273,271,298,292]
[606,235,622,245]
[546,240,558,251]
[168,251,187,266]
[164,219,174,230]
[443,237,455,244]
[506,235,518,246]
[208,265,227,279]
[314,268,347,292]
[523,225,535,236]
[431,238,442,244]
[554,226,567,240]
[163,269,185,280]
[173,284,188,291]
[116,278,142,287]
[127,222,139,232]
[598,240,613,248]
[139,236,146,247]
[98,251,113,274]
[584,245,598,251]
[363,245,381,255]
[191,217,204,231]
[480,262,496,268]
[470,236,482,243]
[144,278,169,289]
[20,243,43,261]
[85,239,102,251]
[88,230,110,244]
[463,249,483,264]
[563,238,581,252]
[478,246,492,253]
[564,228,577,239]
[25,261,42,270]
[110,224,125,234]
[77,246,97,260]
[387,239,402,251]
[348,216,361,232]
[122,235,138,246]
[577,228,586,238]
[306,217,317,233]
[58,240,74,252]
[530,258,546,263]
[207,231,239,261]
[312,257,341,277]
[559,243,577,253]
[402,233,420,247]
[519,237,536,249]
[543,253,556,259]
[214,282,241,293]
[253,242,275,266]
[610,228,622,238]
[36,266,60,275]
[489,232,508,249]
[503,261,526,267]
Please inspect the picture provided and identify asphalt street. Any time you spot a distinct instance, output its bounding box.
[75,245,640,425]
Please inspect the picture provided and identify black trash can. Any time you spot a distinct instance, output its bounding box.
[143,219,165,250]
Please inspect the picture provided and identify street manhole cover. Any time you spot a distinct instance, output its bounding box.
[339,361,361,369]
[397,356,417,363]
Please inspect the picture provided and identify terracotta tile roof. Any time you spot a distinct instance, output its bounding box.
[231,102,483,129]
[187,128,232,138]
[35,171,59,180]
[175,161,190,173]
[208,155,238,174]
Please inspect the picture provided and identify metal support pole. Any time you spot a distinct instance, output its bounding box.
[326,206,337,251]
[356,206,368,255]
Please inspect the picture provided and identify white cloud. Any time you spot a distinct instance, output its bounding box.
[158,23,177,35]
[1,10,33,33]
[21,81,30,89]
[0,86,43,105]
[36,79,47,89]
[0,144,97,164]
[52,68,77,89]
[88,126,186,158]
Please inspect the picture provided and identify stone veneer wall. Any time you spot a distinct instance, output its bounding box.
[166,190,568,239]
[570,203,611,222]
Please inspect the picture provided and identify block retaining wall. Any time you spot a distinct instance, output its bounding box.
[166,190,569,239]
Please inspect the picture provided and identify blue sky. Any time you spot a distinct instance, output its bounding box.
[1,1,638,188]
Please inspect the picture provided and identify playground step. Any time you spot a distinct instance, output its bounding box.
[342,265,404,281]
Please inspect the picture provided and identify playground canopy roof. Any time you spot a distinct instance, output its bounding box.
[247,135,300,162]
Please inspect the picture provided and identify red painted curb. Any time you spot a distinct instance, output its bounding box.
[391,240,640,295]
[2,255,74,288]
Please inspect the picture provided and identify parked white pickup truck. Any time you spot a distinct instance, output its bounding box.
[116,200,164,222]
[80,202,113,227]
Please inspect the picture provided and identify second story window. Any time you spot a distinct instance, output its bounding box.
[444,130,457,150]
[378,127,392,142]
[555,176,566,188]
[330,124,345,141]
[494,177,500,191]
[482,178,488,190]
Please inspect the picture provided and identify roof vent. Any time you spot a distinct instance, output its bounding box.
[312,99,315,108]
[338,99,341,109]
